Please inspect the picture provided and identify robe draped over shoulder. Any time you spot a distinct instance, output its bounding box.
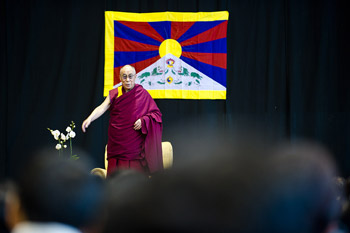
[107,84,163,173]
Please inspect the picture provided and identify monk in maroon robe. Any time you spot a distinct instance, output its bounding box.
[82,65,163,175]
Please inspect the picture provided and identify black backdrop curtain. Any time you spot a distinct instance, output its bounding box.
[1,0,349,180]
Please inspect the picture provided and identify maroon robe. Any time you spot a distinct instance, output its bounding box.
[107,84,163,175]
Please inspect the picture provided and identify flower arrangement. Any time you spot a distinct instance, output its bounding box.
[48,121,79,160]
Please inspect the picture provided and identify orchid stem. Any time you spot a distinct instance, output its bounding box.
[70,138,72,158]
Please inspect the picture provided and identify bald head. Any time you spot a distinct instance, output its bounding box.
[120,65,136,76]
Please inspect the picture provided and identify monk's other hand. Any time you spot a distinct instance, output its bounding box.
[82,118,91,133]
[134,119,142,130]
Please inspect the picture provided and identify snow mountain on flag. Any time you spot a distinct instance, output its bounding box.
[136,53,226,91]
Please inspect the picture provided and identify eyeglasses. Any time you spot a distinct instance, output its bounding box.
[121,74,135,80]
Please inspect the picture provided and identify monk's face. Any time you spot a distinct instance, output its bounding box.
[120,66,136,92]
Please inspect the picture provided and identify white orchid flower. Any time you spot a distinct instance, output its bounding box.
[52,130,60,140]
[63,145,67,148]
[66,127,72,132]
[61,133,66,141]
[55,144,62,150]
[69,131,76,138]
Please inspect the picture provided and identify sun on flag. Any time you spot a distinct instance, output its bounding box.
[104,11,229,99]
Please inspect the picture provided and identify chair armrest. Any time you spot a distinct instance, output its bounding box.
[91,168,107,179]
[162,141,173,169]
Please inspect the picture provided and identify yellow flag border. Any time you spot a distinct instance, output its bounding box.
[104,11,229,99]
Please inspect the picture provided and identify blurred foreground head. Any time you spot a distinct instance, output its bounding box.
[10,152,105,229]
[109,128,342,233]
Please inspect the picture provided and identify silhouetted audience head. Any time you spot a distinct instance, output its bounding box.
[104,131,342,233]
[257,141,341,233]
[107,168,148,187]
[105,168,149,203]
[9,152,105,230]
[103,169,148,233]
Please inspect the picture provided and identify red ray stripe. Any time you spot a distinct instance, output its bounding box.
[171,22,195,40]
[118,21,164,42]
[113,55,161,84]
[180,21,227,47]
[181,52,227,69]
[115,37,159,52]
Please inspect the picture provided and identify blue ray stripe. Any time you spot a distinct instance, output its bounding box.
[177,20,226,43]
[182,38,227,53]
[148,21,171,40]
[114,21,161,46]
[180,56,226,87]
[114,51,159,68]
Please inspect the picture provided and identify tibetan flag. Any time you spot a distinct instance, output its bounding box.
[104,11,229,99]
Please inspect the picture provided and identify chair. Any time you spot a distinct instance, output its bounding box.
[91,141,173,179]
